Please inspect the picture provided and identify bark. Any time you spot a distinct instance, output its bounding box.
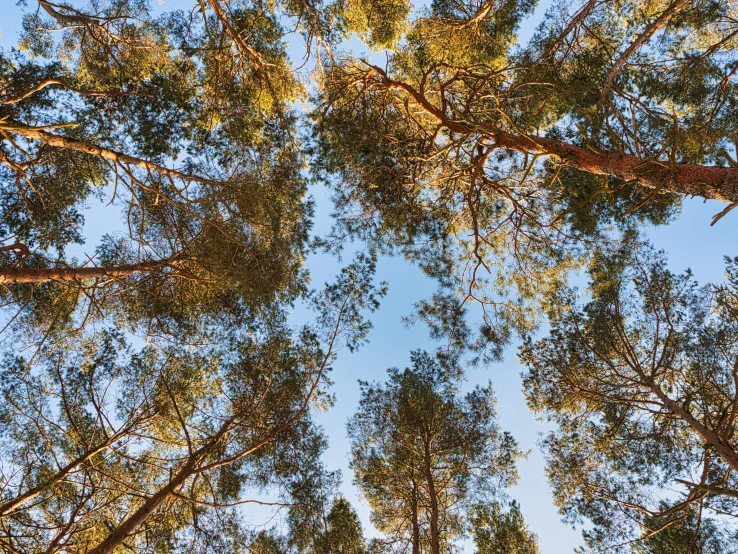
[494,131,738,204]
[369,65,738,204]
[37,0,96,24]
[0,122,215,185]
[458,0,495,29]
[423,441,440,554]
[0,243,30,257]
[0,258,177,284]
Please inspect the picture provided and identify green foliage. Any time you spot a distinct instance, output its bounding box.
[323,496,366,554]
[0,254,385,554]
[248,495,366,554]
[524,0,737,163]
[636,507,738,554]
[342,0,411,48]
[520,239,738,551]
[251,530,290,554]
[0,0,312,345]
[348,350,522,553]
[471,501,539,554]
[3,1,738,552]
[407,0,536,69]
[311,0,738,357]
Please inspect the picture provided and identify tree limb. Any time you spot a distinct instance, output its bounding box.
[0,257,181,284]
[367,64,738,204]
[601,0,689,99]
[0,121,215,185]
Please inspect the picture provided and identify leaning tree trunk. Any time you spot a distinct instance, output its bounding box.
[370,66,738,205]
[84,419,234,554]
[0,259,178,284]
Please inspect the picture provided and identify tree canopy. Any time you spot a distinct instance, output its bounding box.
[471,501,540,554]
[0,254,385,553]
[0,0,320,347]
[312,0,738,356]
[1,0,738,552]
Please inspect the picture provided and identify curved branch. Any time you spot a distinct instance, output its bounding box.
[0,79,140,105]
[37,0,125,25]
[601,0,689,99]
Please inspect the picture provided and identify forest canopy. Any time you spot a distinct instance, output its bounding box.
[1,0,737,552]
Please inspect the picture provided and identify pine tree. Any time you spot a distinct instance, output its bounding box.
[0,255,386,554]
[0,0,312,345]
[348,351,522,554]
[312,0,738,354]
[520,239,738,550]
[471,501,540,554]
[322,496,366,554]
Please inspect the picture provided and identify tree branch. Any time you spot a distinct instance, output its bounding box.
[204,0,271,69]
[0,79,141,104]
[0,257,180,284]
[0,121,215,185]
[367,64,738,204]
[601,0,689,99]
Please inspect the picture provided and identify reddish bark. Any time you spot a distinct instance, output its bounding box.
[372,66,738,205]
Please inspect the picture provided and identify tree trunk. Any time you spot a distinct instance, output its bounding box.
[410,477,420,554]
[85,422,232,554]
[371,66,738,204]
[423,441,440,554]
[486,130,738,205]
[0,433,122,516]
[86,458,200,554]
[0,259,176,284]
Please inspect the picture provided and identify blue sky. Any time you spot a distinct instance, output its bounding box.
[3,1,738,552]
